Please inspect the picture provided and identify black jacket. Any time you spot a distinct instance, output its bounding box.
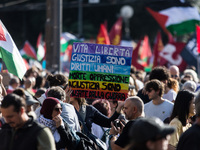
[56,122,77,150]
[78,105,120,132]
[0,117,44,150]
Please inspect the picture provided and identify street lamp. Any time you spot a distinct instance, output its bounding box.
[120,5,134,40]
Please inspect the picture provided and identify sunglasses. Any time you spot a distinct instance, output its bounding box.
[171,75,178,78]
[54,107,62,112]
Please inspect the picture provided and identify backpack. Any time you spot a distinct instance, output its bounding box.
[76,132,99,150]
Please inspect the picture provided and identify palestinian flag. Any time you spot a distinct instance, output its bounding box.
[61,32,79,53]
[37,33,46,61]
[0,21,26,79]
[21,41,37,60]
[146,0,200,36]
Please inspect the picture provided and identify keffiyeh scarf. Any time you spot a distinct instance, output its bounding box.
[38,115,60,142]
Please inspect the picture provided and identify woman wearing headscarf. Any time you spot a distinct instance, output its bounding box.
[38,97,77,150]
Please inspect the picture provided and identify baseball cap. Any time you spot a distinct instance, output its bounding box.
[130,117,175,142]
[24,91,39,106]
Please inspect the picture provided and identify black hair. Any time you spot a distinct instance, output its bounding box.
[1,94,26,112]
[170,90,195,126]
[9,77,19,85]
[149,66,170,81]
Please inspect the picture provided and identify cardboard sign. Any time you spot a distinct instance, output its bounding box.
[69,43,133,101]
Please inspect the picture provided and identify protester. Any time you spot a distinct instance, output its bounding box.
[0,74,7,103]
[38,97,77,150]
[91,99,112,149]
[168,90,195,149]
[177,91,200,149]
[35,74,81,131]
[24,77,36,95]
[109,100,118,117]
[13,88,39,119]
[6,76,20,94]
[127,117,175,150]
[169,65,180,81]
[109,96,144,150]
[137,66,170,104]
[144,79,174,122]
[163,78,178,102]
[70,97,124,132]
[183,69,199,84]
[47,86,81,132]
[181,80,197,92]
[0,94,56,150]
[36,73,68,105]
[128,76,137,97]
[130,66,144,91]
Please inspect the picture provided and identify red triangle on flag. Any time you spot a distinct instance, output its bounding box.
[146,7,169,34]
[0,24,6,41]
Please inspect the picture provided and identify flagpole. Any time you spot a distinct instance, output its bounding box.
[198,54,200,78]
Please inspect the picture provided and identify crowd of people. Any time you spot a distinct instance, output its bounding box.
[0,64,199,150]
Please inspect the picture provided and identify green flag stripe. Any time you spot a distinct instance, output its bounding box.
[167,20,200,36]
[69,70,130,84]
[0,47,26,79]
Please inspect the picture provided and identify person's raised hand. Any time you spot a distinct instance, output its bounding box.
[115,101,124,113]
[52,115,62,128]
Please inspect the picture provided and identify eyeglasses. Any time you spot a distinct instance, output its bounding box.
[54,107,62,112]
[171,75,178,78]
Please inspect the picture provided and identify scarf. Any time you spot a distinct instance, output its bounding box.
[38,115,61,142]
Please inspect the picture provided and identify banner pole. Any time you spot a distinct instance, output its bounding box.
[198,54,200,78]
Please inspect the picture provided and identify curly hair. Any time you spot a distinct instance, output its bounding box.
[149,66,170,81]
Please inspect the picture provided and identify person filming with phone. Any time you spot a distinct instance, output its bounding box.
[109,96,144,150]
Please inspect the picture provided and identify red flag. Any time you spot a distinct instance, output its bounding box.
[23,41,37,60]
[140,35,152,67]
[109,17,122,45]
[96,24,110,45]
[153,31,164,68]
[196,25,200,54]
[159,42,187,72]
[131,40,144,70]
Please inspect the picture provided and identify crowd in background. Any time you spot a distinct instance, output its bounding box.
[0,64,199,150]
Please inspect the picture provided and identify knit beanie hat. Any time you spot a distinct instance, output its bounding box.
[40,97,60,119]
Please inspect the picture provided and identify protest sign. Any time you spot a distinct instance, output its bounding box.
[69,43,133,101]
